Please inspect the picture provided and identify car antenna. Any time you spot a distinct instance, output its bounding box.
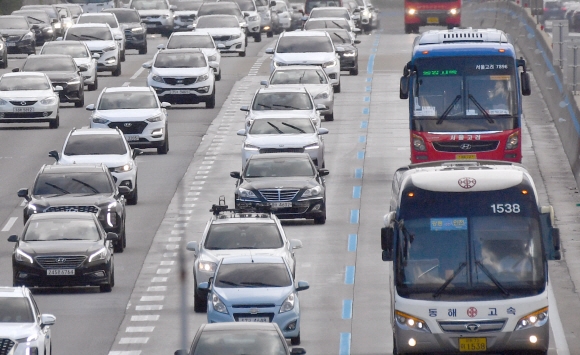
[250,250,254,263]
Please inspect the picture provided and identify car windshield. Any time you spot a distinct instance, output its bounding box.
[169,0,203,10]
[215,263,291,288]
[252,92,313,110]
[24,218,100,241]
[98,91,158,109]
[64,5,83,17]
[106,10,141,23]
[23,6,57,19]
[196,15,239,27]
[304,19,350,30]
[249,118,315,134]
[192,329,287,355]
[13,11,51,24]
[168,35,214,49]
[244,157,315,177]
[33,172,113,195]
[77,15,118,28]
[132,0,169,10]
[0,17,30,29]
[0,76,50,90]
[155,52,207,68]
[64,134,128,156]
[198,4,242,17]
[310,8,349,18]
[306,0,341,14]
[326,29,351,44]
[205,223,283,249]
[225,0,256,11]
[271,69,329,84]
[23,57,77,72]
[276,36,333,53]
[41,44,89,58]
[0,298,34,323]
[65,27,113,41]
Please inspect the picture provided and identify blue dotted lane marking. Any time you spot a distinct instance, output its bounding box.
[348,234,357,252]
[359,135,366,143]
[366,77,372,82]
[362,108,369,115]
[367,53,375,75]
[353,186,361,199]
[342,299,353,319]
[363,96,370,102]
[365,86,372,92]
[357,151,365,159]
[345,266,355,284]
[354,168,363,179]
[339,333,351,355]
[350,210,359,224]
[360,121,368,128]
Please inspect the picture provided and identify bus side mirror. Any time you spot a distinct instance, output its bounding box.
[381,227,393,261]
[521,71,531,96]
[400,76,409,99]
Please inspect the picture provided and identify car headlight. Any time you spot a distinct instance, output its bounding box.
[40,96,57,105]
[103,45,117,52]
[231,33,241,39]
[92,115,110,124]
[243,143,260,151]
[343,50,356,57]
[322,60,337,68]
[196,73,210,82]
[45,28,54,34]
[395,310,431,333]
[15,249,33,264]
[67,78,81,85]
[88,247,107,263]
[238,187,257,199]
[146,114,163,122]
[248,15,259,21]
[279,292,295,313]
[132,27,144,33]
[54,22,62,29]
[211,293,228,314]
[152,74,164,83]
[407,8,417,15]
[0,98,8,105]
[207,54,217,61]
[198,261,216,272]
[302,186,321,198]
[314,91,329,100]
[274,61,285,67]
[506,131,519,150]
[22,32,34,41]
[515,307,549,331]
[113,161,134,172]
[412,133,426,151]
[304,142,319,150]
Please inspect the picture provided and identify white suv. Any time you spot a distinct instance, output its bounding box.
[130,0,176,37]
[76,12,127,62]
[50,127,141,205]
[0,287,56,355]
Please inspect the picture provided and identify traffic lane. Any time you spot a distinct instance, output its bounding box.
[0,35,271,355]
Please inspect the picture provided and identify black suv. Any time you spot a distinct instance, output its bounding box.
[230,153,329,224]
[18,164,128,252]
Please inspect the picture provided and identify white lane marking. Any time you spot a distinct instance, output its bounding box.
[2,217,17,232]
[130,67,145,80]
[126,327,154,333]
[152,277,168,282]
[109,352,141,355]
[140,295,164,302]
[147,286,167,292]
[160,261,175,266]
[122,82,131,87]
[171,230,185,235]
[119,338,149,344]
[20,200,26,206]
[131,315,159,321]
[156,268,172,274]
[136,305,163,311]
[168,237,182,242]
[549,281,570,355]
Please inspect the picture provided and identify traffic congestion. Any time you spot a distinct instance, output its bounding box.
[0,0,578,354]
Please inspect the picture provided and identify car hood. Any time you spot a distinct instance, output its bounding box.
[152,67,209,76]
[274,52,335,65]
[30,194,114,207]
[94,108,162,121]
[34,71,79,82]
[73,57,93,66]
[215,285,294,305]
[0,323,38,340]
[267,84,329,96]
[120,22,142,30]
[0,90,55,99]
[0,29,29,37]
[247,110,317,120]
[245,134,318,147]
[18,240,102,255]
[84,40,116,50]
[242,176,319,190]
[58,154,130,168]
[139,9,171,16]
[201,248,287,263]
[201,27,242,36]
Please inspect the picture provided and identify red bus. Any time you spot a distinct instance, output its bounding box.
[404,0,461,33]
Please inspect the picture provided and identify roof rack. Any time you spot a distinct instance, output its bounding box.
[417,28,509,46]
[210,196,273,217]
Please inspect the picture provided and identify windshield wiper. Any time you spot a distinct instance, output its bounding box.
[475,260,510,296]
[267,122,283,134]
[240,281,280,287]
[468,94,494,123]
[435,94,461,125]
[81,34,105,41]
[27,16,44,23]
[432,262,466,298]
[332,32,346,42]
[71,178,99,194]
[218,280,242,287]
[257,103,272,109]
[272,104,301,110]
[331,20,344,29]
[44,182,70,195]
[281,122,306,133]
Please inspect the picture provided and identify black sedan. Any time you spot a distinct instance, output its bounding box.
[9,212,116,292]
[11,9,55,44]
[230,152,329,224]
[0,15,36,55]
[15,54,86,107]
[102,8,148,55]
[317,28,360,76]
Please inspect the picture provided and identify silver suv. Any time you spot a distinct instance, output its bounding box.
[0,287,56,355]
[186,198,302,312]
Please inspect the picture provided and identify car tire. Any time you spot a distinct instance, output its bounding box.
[290,333,300,345]
[157,128,169,154]
[239,50,246,57]
[112,63,122,77]
[334,81,341,93]
[350,66,359,76]
[88,75,98,91]
[324,112,334,121]
[206,89,216,109]
[49,114,59,129]
[194,288,207,313]
[139,43,148,55]
[114,229,125,253]
[267,31,273,37]
[215,70,221,81]
[313,213,326,224]
[254,33,261,42]
[404,24,412,34]
[126,182,138,205]
[100,273,113,292]
[75,93,85,108]
[0,54,6,69]
[121,49,126,62]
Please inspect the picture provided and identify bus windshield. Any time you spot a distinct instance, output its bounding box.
[411,56,518,133]
[395,187,545,301]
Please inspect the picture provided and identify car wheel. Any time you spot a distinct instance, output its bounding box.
[334,81,341,93]
[139,44,147,55]
[100,277,113,292]
[324,112,334,121]
[206,89,216,109]
[290,333,300,345]
[114,229,125,253]
[88,75,98,91]
[121,49,126,62]
[112,63,122,77]
[49,114,59,129]
[239,50,246,57]
[404,24,412,34]
[75,93,85,108]
[267,31,273,37]
[126,182,138,205]
[157,128,169,154]
[350,66,359,76]
[215,70,221,81]
[0,55,6,69]
[254,33,261,42]
[313,214,326,224]
[194,288,207,313]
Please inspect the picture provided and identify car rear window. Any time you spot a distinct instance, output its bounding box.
[193,330,287,355]
[64,134,128,156]
[244,158,315,177]
[205,223,283,249]
[276,36,333,53]
[98,91,158,110]
[77,14,118,28]
[215,263,291,288]
[271,69,328,84]
[167,35,214,49]
[252,92,314,110]
[0,76,50,91]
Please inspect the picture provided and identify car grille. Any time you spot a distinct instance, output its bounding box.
[232,303,276,308]
[163,77,197,85]
[0,339,15,355]
[90,49,104,55]
[45,205,99,213]
[432,140,499,153]
[108,121,148,134]
[177,14,195,21]
[212,35,231,41]
[2,112,53,118]
[36,255,87,269]
[259,148,304,154]
[259,189,300,201]
[233,313,275,322]
[438,319,506,333]
[9,100,37,106]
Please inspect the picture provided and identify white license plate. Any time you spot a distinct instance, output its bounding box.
[169,90,190,94]
[6,42,15,47]
[125,134,140,142]
[238,317,269,322]
[47,269,75,276]
[13,107,34,113]
[271,202,292,208]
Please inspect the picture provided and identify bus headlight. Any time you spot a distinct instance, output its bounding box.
[515,307,548,331]
[505,131,519,150]
[412,134,426,151]
[448,8,460,15]
[395,310,431,333]
[407,8,417,15]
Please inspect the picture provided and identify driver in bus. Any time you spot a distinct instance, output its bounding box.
[483,239,532,281]
[485,80,510,114]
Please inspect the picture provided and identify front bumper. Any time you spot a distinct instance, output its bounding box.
[13,260,112,288]
[0,101,59,122]
[6,39,35,54]
[52,82,83,103]
[96,51,120,72]
[214,37,245,53]
[82,67,98,86]
[92,120,166,149]
[339,53,358,70]
[149,79,214,104]
[235,197,326,221]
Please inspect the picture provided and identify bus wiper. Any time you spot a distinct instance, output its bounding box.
[432,262,466,298]
[71,178,99,194]
[475,260,510,296]
[468,94,494,124]
[44,182,70,195]
[267,122,283,134]
[436,95,461,125]
[281,122,306,133]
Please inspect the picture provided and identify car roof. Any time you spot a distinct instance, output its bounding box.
[28,211,96,221]
[310,7,349,12]
[0,287,29,298]
[2,72,46,78]
[197,14,240,19]
[273,65,325,71]
[13,10,48,14]
[79,12,115,16]
[103,8,136,12]
[250,113,314,121]
[27,54,73,60]
[70,127,122,136]
[69,23,111,29]
[172,31,211,36]
[257,86,309,93]
[201,322,280,331]
[158,48,203,54]
[40,163,107,174]
[248,152,312,160]
[281,30,329,37]
[0,15,28,19]
[221,255,284,264]
[103,86,153,93]
[43,40,86,46]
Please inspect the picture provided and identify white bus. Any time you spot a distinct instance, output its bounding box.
[381,160,560,355]
[63,0,115,13]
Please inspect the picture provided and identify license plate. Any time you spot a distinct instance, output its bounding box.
[238,317,269,322]
[13,107,34,113]
[169,90,190,94]
[47,269,75,276]
[427,17,439,24]
[146,23,157,27]
[458,337,487,352]
[456,154,477,160]
[271,202,292,208]
[6,42,15,47]
[125,134,140,142]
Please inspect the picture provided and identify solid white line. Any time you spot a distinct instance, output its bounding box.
[1,217,17,232]
[130,67,145,80]
[549,282,570,355]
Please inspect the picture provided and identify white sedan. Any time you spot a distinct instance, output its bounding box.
[193,14,247,57]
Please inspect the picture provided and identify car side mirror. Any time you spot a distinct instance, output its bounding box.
[198,281,209,290]
[240,105,250,112]
[270,0,277,6]
[142,62,152,69]
[381,227,394,261]
[56,37,63,41]
[296,280,309,291]
[521,71,531,96]
[335,46,345,52]
[260,80,268,86]
[399,76,409,100]
[354,39,361,44]
[209,61,218,69]
[243,11,250,17]
[289,239,302,249]
[170,5,177,11]
[48,150,59,161]
[318,169,329,176]
[11,68,20,72]
[17,188,31,201]
[157,44,165,50]
[92,53,100,59]
[174,350,187,355]
[78,65,88,72]
[40,314,56,327]
[317,127,329,135]
[291,348,306,355]
[236,129,247,136]
[118,186,131,195]
[217,43,226,49]
[186,241,199,254]
[7,235,18,242]
[316,104,326,110]
[161,102,171,108]
[132,148,143,159]
[114,35,123,41]
[86,104,95,111]
[265,48,274,54]
[230,171,241,179]
[106,232,119,241]
[54,86,63,92]
[52,18,59,23]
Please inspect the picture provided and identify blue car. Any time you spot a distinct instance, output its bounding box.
[200,255,309,345]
